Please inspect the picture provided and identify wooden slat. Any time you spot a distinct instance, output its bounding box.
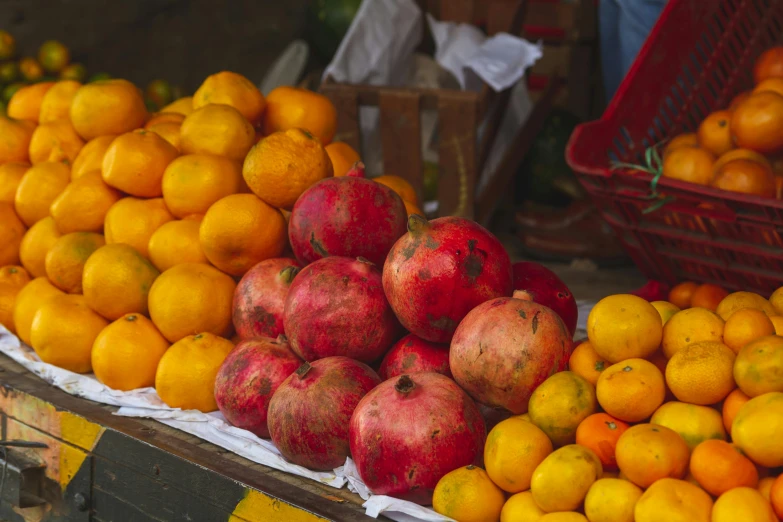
[438,0,476,24]
[379,92,424,201]
[320,84,361,152]
[487,0,527,35]
[437,94,479,218]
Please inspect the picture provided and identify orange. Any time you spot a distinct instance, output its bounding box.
[770,315,783,334]
[82,243,160,320]
[325,141,360,177]
[403,199,423,216]
[527,371,597,446]
[769,286,783,315]
[70,135,116,180]
[689,283,729,310]
[584,478,643,522]
[199,194,287,276]
[0,202,26,266]
[0,266,31,333]
[615,424,689,488]
[662,146,715,185]
[717,291,776,320]
[145,112,186,128]
[262,86,337,145]
[484,415,553,493]
[713,148,771,176]
[755,47,783,84]
[147,219,208,272]
[192,71,266,125]
[650,300,680,325]
[538,514,587,522]
[92,313,170,391]
[713,487,777,522]
[161,96,194,116]
[148,263,235,342]
[651,401,726,451]
[161,154,242,218]
[668,281,698,309]
[38,40,69,73]
[102,129,179,198]
[723,388,751,433]
[755,77,783,98]
[44,232,105,294]
[18,216,61,277]
[0,115,36,163]
[373,174,419,206]
[735,335,783,397]
[50,171,122,234]
[14,160,71,227]
[155,332,234,411]
[499,491,545,522]
[0,30,15,60]
[530,444,602,513]
[18,57,43,82]
[59,63,86,82]
[724,307,776,354]
[0,162,29,204]
[70,79,148,140]
[733,392,783,467]
[28,119,85,164]
[697,110,733,156]
[596,359,665,423]
[38,80,81,123]
[432,465,506,522]
[663,133,698,158]
[666,340,735,405]
[759,476,776,501]
[180,103,255,161]
[11,277,63,345]
[731,91,783,153]
[771,474,783,518]
[146,122,181,151]
[690,439,759,496]
[575,412,629,470]
[633,478,713,522]
[7,82,55,122]
[586,294,663,363]
[661,307,725,358]
[30,294,108,373]
[712,158,777,197]
[568,340,608,385]
[103,197,174,258]
[242,128,334,210]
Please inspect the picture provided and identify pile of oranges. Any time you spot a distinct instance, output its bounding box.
[661,46,783,199]
[0,69,421,412]
[430,286,783,522]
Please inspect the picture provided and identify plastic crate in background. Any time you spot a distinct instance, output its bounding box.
[566,0,783,295]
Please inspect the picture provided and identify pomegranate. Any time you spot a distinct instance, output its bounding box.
[349,372,486,504]
[382,215,513,343]
[512,261,578,336]
[344,161,365,177]
[267,356,381,470]
[450,292,572,414]
[232,258,300,340]
[283,256,399,362]
[378,333,451,380]
[288,175,407,266]
[214,336,301,438]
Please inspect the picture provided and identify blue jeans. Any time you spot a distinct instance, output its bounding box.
[600,0,667,101]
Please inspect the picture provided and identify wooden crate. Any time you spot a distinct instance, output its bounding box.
[320,0,529,220]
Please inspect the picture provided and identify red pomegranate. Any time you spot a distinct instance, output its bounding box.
[288,175,407,266]
[378,333,451,380]
[232,258,301,341]
[214,336,301,438]
[349,372,486,504]
[267,356,381,470]
[513,261,578,336]
[283,256,399,362]
[450,292,572,414]
[382,215,513,343]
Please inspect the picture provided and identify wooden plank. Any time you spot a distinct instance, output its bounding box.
[379,91,424,201]
[437,94,479,218]
[320,84,361,152]
[487,0,526,35]
[438,0,476,24]
[530,44,571,78]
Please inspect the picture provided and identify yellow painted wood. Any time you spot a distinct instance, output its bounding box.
[229,489,327,522]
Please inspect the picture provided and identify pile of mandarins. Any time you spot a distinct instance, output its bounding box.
[430,285,783,522]
[0,70,423,410]
[662,46,783,199]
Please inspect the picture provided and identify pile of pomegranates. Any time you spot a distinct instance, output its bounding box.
[214,178,579,506]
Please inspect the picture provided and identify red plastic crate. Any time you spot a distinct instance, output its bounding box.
[566,0,783,295]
